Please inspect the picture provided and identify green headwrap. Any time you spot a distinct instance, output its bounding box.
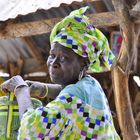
[50,6,115,72]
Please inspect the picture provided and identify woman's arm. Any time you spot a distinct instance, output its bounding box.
[46,83,62,98]
[15,86,33,119]
[26,80,62,99]
[1,76,62,117]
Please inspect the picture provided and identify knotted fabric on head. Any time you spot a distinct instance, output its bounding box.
[50,6,115,72]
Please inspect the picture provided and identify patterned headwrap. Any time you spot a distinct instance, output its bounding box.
[50,6,115,72]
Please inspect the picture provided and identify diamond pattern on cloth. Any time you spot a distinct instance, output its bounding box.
[50,6,116,72]
[18,93,120,140]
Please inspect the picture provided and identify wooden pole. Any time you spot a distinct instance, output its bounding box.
[112,0,140,139]
[112,67,140,140]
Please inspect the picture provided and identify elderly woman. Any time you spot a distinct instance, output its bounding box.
[1,7,120,140]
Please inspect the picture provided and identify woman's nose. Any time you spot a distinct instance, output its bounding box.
[50,58,60,68]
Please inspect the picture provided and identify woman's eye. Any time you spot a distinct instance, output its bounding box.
[49,54,55,59]
[60,56,66,62]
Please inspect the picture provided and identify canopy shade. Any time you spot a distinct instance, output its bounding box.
[0,0,82,21]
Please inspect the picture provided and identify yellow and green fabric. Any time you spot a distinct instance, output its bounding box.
[0,93,42,140]
[50,6,115,72]
[18,93,120,140]
[0,93,19,140]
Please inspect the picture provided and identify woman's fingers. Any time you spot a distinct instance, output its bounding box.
[25,80,41,87]
[25,80,34,86]
[1,81,8,93]
[1,79,14,93]
[1,75,28,93]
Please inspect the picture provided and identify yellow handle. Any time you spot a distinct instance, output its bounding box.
[6,92,14,138]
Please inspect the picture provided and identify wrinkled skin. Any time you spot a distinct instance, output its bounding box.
[47,43,89,87]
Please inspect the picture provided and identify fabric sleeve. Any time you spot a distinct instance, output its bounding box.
[18,99,67,140]
[59,85,85,101]
[18,93,120,140]
[60,78,106,110]
[76,76,107,110]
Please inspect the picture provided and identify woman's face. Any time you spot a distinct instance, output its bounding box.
[47,43,82,86]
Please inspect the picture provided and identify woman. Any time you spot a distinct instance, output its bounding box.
[1,7,120,140]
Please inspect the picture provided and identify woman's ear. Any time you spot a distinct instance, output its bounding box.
[83,58,90,70]
[77,55,89,70]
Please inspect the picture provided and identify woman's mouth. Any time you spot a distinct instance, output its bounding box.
[49,68,63,84]
[49,68,60,78]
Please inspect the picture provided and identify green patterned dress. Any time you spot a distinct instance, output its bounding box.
[18,89,120,139]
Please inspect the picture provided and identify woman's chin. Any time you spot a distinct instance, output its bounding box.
[50,76,61,84]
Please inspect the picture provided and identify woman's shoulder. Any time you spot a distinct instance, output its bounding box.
[60,75,100,92]
[76,75,102,88]
[78,75,107,109]
[58,81,85,101]
[58,75,107,109]
[58,75,100,100]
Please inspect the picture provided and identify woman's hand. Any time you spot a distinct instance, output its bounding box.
[1,75,32,119]
[1,75,28,94]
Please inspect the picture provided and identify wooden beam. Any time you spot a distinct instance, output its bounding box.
[0,9,139,40]
[112,0,140,139]
[112,66,140,140]
[112,0,135,73]
[92,0,108,12]
[22,37,45,65]
[89,12,120,27]
[0,12,119,39]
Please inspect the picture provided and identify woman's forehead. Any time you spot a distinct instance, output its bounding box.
[50,43,75,55]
